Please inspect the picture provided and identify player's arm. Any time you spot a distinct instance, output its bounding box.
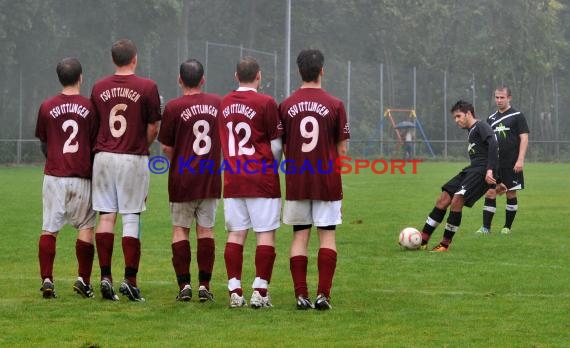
[514,132,529,173]
[147,121,160,148]
[161,144,174,162]
[485,133,499,185]
[337,140,348,157]
[270,138,283,162]
[40,142,48,158]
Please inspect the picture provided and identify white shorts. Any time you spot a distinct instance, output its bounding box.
[170,199,218,228]
[223,198,281,232]
[92,152,149,214]
[283,200,342,227]
[42,175,96,232]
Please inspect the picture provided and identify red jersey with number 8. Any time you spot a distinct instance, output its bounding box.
[35,94,98,178]
[91,74,161,155]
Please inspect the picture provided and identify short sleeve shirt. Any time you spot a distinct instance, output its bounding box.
[487,107,530,168]
[35,94,98,178]
[158,93,222,202]
[279,88,350,201]
[91,74,161,155]
[218,89,282,198]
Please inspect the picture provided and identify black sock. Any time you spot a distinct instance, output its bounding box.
[505,197,518,228]
[482,198,496,229]
[421,207,446,244]
[442,211,462,246]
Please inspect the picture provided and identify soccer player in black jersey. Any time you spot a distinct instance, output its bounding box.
[419,100,499,251]
[476,87,529,235]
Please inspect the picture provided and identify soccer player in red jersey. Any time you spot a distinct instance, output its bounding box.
[218,57,283,308]
[90,39,161,301]
[35,57,98,299]
[279,49,350,310]
[158,59,221,302]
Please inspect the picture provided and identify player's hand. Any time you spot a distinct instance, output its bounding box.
[496,183,508,195]
[514,160,524,173]
[485,169,496,185]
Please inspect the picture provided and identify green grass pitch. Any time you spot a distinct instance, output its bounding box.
[0,162,568,347]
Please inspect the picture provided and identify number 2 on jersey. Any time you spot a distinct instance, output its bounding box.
[226,121,255,156]
[300,116,319,152]
[62,119,79,154]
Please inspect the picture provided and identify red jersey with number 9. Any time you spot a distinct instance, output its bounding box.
[35,94,98,178]
[218,89,282,198]
[91,74,161,155]
[279,88,350,201]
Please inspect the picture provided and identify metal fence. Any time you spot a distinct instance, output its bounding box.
[2,40,567,164]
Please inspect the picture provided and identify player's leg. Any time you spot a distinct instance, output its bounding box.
[195,199,217,302]
[314,200,341,310]
[502,170,523,234]
[284,200,313,308]
[92,152,119,300]
[249,198,280,308]
[68,177,96,298]
[223,198,249,307]
[432,194,464,251]
[420,184,453,248]
[39,175,65,299]
[116,154,149,302]
[170,202,194,301]
[38,231,58,299]
[433,170,488,251]
[477,188,497,234]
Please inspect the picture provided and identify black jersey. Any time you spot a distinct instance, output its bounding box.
[466,120,498,171]
[487,107,530,168]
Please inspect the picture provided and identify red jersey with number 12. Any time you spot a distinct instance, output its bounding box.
[35,94,98,178]
[279,88,350,201]
[218,90,282,198]
[91,74,161,155]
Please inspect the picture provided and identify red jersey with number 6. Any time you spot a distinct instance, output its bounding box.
[91,74,161,155]
[279,88,350,201]
[218,89,282,198]
[158,93,222,202]
[35,94,98,178]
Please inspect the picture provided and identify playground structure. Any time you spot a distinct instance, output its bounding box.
[380,108,435,158]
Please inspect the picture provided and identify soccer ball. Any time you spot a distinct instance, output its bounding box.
[399,227,422,250]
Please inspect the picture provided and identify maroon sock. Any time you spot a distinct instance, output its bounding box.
[317,248,337,298]
[76,239,94,284]
[197,237,215,288]
[254,245,276,296]
[290,255,309,298]
[224,242,243,295]
[172,240,191,288]
[39,234,56,281]
[122,236,141,287]
[96,232,114,281]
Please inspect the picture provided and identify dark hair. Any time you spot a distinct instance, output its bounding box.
[56,57,82,86]
[236,56,260,83]
[111,39,137,67]
[180,59,204,88]
[495,86,512,97]
[296,49,324,82]
[450,100,475,116]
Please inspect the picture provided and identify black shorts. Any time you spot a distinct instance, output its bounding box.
[442,168,490,208]
[498,168,524,190]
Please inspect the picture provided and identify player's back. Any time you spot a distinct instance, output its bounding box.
[35,94,97,178]
[279,88,350,201]
[218,89,282,198]
[91,74,161,155]
[158,93,222,202]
